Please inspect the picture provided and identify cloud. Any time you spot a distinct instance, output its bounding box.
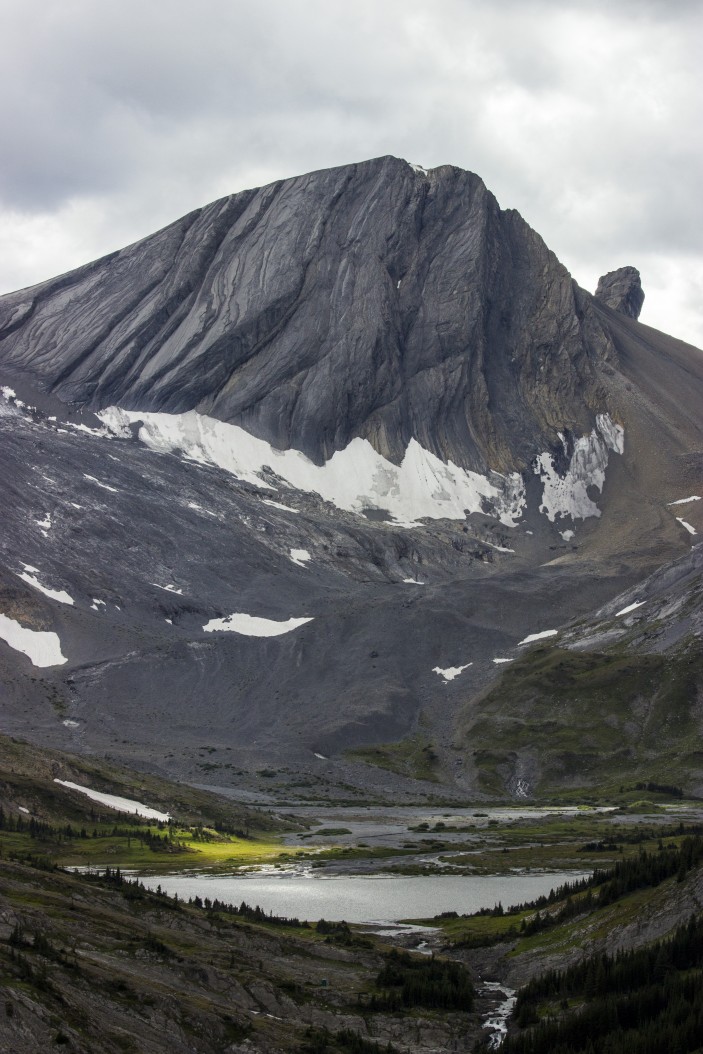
[0,0,701,345]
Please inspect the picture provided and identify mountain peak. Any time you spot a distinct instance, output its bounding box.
[0,156,594,472]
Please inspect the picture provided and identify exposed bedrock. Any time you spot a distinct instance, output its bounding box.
[0,156,621,474]
[595,265,645,319]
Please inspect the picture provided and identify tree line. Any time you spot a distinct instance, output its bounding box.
[500,913,703,1054]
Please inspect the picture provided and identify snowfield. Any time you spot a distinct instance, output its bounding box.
[433,663,472,682]
[534,414,624,522]
[676,518,697,536]
[0,613,67,667]
[518,630,558,646]
[203,613,314,636]
[17,566,74,606]
[99,407,526,527]
[53,780,170,821]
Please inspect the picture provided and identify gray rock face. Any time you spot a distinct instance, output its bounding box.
[595,266,644,319]
[0,155,615,472]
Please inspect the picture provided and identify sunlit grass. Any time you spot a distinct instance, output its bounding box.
[0,823,312,872]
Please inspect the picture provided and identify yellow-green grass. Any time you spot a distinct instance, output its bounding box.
[0,823,310,872]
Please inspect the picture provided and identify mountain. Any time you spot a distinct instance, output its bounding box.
[0,156,701,797]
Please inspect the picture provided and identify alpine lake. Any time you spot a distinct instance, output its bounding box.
[121,800,701,927]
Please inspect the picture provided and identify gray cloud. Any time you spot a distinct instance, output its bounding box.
[0,0,701,345]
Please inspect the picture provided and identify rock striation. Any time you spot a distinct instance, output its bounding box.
[0,156,620,473]
[595,266,644,319]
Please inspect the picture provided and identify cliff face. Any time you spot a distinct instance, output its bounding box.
[0,156,617,472]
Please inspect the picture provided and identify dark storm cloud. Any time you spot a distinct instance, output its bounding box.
[0,0,701,344]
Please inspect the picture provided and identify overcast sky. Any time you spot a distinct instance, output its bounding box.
[1,0,701,346]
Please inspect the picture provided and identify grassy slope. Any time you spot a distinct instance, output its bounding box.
[0,732,315,870]
[0,857,488,1054]
[458,643,703,797]
[0,733,290,831]
[345,734,442,783]
[0,857,361,1053]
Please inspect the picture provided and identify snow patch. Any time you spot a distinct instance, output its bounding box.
[313,752,328,760]
[262,499,299,514]
[484,540,516,553]
[0,613,67,666]
[0,387,28,412]
[667,496,701,506]
[18,806,30,814]
[151,583,184,595]
[403,578,425,585]
[560,529,575,541]
[203,613,313,637]
[17,567,74,606]
[433,663,472,682]
[36,512,52,531]
[493,658,513,664]
[534,413,623,522]
[83,474,117,493]
[98,407,526,528]
[676,518,697,536]
[518,630,558,646]
[90,598,106,611]
[616,601,646,617]
[289,549,311,567]
[62,719,80,728]
[65,421,112,438]
[53,780,170,821]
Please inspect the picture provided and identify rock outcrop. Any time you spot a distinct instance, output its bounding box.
[595,266,644,319]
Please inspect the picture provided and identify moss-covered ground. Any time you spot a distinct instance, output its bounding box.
[345,734,442,782]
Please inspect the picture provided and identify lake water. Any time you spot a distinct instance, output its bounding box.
[135,868,589,924]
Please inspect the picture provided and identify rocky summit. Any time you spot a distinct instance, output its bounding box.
[0,156,701,798]
[595,265,645,319]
